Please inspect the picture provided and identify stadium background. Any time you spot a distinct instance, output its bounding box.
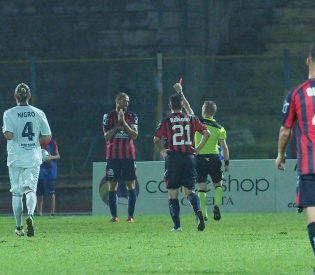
[0,0,314,213]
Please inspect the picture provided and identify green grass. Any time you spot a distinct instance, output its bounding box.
[0,213,313,274]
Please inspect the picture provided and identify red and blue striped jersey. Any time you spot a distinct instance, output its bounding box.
[154,112,207,154]
[103,110,138,160]
[282,78,315,175]
[40,139,58,179]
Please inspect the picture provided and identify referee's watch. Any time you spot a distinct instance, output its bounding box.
[224,160,229,166]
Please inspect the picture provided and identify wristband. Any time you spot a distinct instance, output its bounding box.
[224,160,229,166]
[277,152,286,158]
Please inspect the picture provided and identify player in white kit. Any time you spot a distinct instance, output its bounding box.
[2,83,51,237]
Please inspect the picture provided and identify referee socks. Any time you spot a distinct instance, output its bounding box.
[198,190,207,219]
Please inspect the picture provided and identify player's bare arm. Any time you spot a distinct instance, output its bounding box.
[3,131,13,140]
[122,122,138,140]
[275,126,291,170]
[153,136,169,158]
[173,83,194,115]
[104,124,119,141]
[219,139,230,172]
[195,129,210,154]
[48,147,61,161]
[104,126,118,141]
[153,136,162,152]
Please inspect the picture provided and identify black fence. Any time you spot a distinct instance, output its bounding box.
[0,53,307,176]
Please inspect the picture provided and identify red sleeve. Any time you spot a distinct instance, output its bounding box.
[282,89,297,128]
[154,119,166,138]
[194,117,207,133]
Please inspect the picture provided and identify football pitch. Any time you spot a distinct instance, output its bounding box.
[0,213,313,274]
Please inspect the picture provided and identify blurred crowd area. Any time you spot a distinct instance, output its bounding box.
[0,54,307,177]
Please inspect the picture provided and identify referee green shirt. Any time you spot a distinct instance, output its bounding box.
[195,117,226,155]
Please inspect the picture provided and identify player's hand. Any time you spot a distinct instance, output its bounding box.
[118,109,124,120]
[160,149,170,159]
[275,156,285,171]
[224,165,229,172]
[173,83,183,95]
[118,109,125,123]
[114,122,124,130]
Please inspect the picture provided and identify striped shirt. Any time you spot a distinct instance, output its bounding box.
[103,110,138,160]
[154,112,206,154]
[282,78,315,175]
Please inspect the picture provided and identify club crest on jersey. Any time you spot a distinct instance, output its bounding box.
[282,101,290,114]
[306,87,315,96]
[115,130,129,138]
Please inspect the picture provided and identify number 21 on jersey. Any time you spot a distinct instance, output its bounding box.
[172,124,192,145]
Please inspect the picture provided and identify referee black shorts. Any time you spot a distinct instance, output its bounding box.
[296,174,315,208]
[196,154,223,184]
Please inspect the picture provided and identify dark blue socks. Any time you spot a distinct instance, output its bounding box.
[128,189,137,217]
[108,191,117,217]
[187,192,200,214]
[169,199,180,229]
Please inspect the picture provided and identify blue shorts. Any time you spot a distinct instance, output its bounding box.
[296,174,315,207]
[36,179,56,196]
[164,152,197,190]
[105,159,137,181]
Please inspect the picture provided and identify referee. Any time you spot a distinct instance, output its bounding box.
[173,83,230,221]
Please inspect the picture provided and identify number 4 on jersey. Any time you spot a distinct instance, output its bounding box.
[22,122,35,141]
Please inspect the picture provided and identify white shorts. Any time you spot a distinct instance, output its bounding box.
[8,166,40,195]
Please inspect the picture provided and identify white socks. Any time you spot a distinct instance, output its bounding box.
[12,195,23,226]
[25,191,37,216]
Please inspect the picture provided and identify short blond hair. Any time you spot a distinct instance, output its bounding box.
[115,92,128,104]
[203,100,217,116]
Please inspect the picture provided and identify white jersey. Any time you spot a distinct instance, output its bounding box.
[2,105,51,168]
